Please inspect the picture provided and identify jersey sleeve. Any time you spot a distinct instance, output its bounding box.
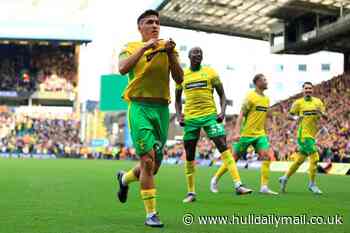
[210,68,221,86]
[119,43,132,60]
[241,94,253,115]
[289,100,300,115]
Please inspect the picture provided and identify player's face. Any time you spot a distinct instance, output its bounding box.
[303,84,313,96]
[257,76,268,90]
[138,15,160,41]
[189,47,203,66]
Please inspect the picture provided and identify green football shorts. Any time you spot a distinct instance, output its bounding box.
[128,101,169,162]
[183,114,226,141]
[297,137,317,155]
[233,136,270,156]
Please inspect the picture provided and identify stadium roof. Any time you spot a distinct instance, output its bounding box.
[155,0,350,40]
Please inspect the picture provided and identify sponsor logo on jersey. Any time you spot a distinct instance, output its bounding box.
[302,110,318,116]
[185,80,208,89]
[256,106,268,112]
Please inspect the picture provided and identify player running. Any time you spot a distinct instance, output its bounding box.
[175,47,252,203]
[210,74,278,195]
[116,10,183,228]
[279,82,327,194]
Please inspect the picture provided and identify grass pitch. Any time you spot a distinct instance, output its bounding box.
[0,159,349,233]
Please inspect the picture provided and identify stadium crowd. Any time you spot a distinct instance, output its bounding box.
[0,112,82,157]
[0,45,76,94]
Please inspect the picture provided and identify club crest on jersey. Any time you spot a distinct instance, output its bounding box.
[185,80,208,89]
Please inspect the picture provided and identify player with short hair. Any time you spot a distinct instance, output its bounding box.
[279,82,327,194]
[210,74,278,195]
[175,47,252,203]
[116,9,183,228]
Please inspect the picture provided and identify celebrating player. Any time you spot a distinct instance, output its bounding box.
[210,74,278,195]
[175,47,252,203]
[116,10,183,228]
[279,82,327,194]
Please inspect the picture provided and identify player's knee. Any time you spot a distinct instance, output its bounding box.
[141,155,154,175]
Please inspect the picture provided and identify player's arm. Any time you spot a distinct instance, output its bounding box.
[317,100,328,120]
[232,96,251,140]
[232,111,244,141]
[118,39,161,75]
[264,109,271,135]
[214,83,227,123]
[175,87,184,126]
[165,39,183,84]
[288,100,300,121]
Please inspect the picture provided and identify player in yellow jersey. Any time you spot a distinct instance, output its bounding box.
[175,47,252,203]
[115,10,183,228]
[279,82,327,194]
[210,74,278,195]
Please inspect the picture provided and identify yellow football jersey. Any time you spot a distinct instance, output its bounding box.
[119,40,178,103]
[176,66,221,119]
[290,97,325,139]
[240,90,270,137]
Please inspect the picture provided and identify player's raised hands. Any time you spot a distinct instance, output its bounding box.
[165,38,176,54]
[143,38,162,51]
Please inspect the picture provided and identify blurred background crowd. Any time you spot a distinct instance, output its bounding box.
[0,44,76,94]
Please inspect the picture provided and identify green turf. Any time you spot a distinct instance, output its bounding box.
[0,159,349,233]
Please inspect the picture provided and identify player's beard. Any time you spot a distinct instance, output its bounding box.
[305,93,312,99]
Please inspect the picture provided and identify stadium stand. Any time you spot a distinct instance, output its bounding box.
[0,111,81,157]
[0,44,76,95]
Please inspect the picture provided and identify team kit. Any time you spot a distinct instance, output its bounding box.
[115,10,328,228]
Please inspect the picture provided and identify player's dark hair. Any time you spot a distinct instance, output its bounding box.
[253,73,264,84]
[137,9,159,25]
[303,81,313,87]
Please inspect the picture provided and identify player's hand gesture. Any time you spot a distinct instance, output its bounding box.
[216,112,225,123]
[143,38,161,51]
[177,113,185,127]
[165,38,176,54]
